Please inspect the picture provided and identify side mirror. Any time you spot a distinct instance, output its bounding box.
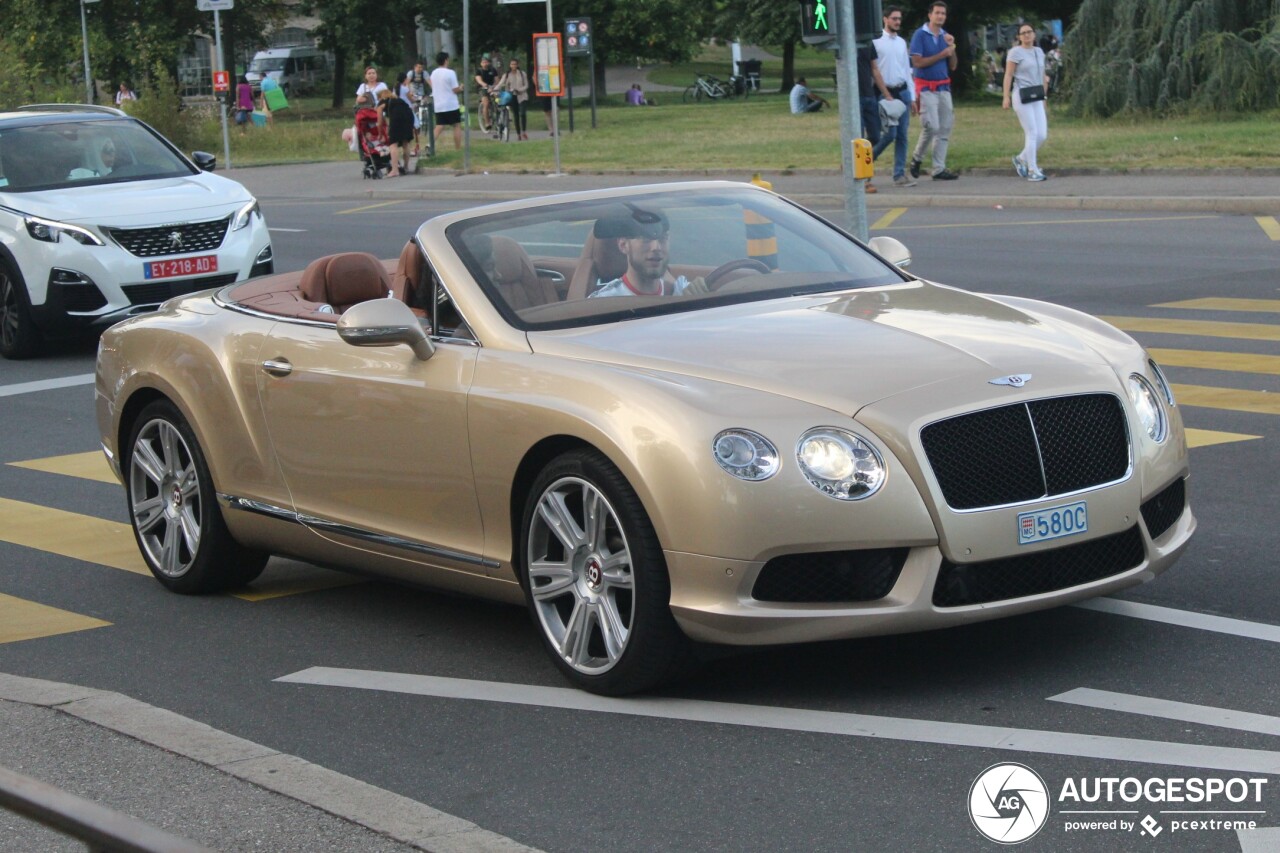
[191,151,217,172]
[337,298,436,361]
[868,236,911,269]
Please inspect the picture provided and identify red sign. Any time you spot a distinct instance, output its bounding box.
[144,255,219,280]
[212,70,231,92]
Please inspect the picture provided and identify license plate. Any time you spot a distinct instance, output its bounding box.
[143,255,218,280]
[1018,500,1088,545]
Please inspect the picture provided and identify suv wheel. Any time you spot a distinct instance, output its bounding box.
[0,261,42,360]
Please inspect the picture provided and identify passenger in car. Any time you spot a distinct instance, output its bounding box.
[588,210,708,298]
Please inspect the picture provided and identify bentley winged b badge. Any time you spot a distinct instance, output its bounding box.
[989,373,1032,387]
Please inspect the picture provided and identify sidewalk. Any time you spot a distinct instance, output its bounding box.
[0,673,536,852]
[224,160,1280,215]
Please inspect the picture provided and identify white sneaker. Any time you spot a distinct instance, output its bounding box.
[1013,155,1029,179]
[1028,170,1047,182]
[893,175,917,188]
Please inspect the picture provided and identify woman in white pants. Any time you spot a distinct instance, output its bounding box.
[1002,25,1049,182]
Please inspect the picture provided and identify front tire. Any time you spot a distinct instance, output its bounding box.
[0,261,42,360]
[520,450,687,695]
[125,400,268,593]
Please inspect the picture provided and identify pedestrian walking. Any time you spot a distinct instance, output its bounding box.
[429,52,464,151]
[1004,24,1050,181]
[498,59,530,140]
[908,1,959,181]
[873,6,916,187]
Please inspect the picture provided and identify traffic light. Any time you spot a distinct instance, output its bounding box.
[800,0,837,45]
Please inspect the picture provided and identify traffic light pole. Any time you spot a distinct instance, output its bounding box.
[832,0,868,242]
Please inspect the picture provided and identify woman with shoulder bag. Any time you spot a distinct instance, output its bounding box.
[498,59,530,140]
[1002,24,1049,182]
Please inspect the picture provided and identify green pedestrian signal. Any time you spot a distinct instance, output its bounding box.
[800,0,837,44]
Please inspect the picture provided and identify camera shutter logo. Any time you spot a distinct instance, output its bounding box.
[969,762,1050,844]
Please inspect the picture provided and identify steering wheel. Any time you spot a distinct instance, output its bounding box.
[704,258,773,291]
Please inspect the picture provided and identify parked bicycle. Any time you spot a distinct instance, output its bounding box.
[682,73,748,103]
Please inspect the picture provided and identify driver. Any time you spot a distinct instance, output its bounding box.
[588,210,708,298]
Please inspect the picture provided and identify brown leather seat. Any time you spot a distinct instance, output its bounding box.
[299,252,391,313]
[391,241,429,316]
[490,236,560,310]
[567,231,628,301]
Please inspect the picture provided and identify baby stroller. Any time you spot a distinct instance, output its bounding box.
[355,107,392,179]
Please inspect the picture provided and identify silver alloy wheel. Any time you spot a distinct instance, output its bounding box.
[1,274,19,351]
[527,475,635,675]
[129,417,202,578]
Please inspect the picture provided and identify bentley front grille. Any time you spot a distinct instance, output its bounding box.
[921,393,1130,511]
[105,216,231,258]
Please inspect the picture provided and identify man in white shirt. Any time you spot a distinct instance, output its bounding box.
[872,6,916,187]
[429,52,464,151]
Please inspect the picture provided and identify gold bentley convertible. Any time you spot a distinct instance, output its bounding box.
[95,182,1195,694]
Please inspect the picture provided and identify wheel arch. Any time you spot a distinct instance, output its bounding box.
[508,435,600,577]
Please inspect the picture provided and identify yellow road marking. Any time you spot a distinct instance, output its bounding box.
[1171,384,1280,416]
[0,594,110,644]
[0,497,149,575]
[1148,348,1280,376]
[871,207,907,230]
[9,451,117,484]
[889,214,1217,231]
[334,200,407,215]
[1256,216,1280,241]
[1152,298,1280,314]
[1186,428,1262,449]
[1100,316,1280,342]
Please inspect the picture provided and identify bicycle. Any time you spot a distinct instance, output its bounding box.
[682,74,733,103]
[491,92,512,142]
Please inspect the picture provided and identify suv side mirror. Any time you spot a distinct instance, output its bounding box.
[191,151,217,172]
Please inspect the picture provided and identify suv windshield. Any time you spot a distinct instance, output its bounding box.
[446,187,908,331]
[0,118,194,192]
[250,58,286,73]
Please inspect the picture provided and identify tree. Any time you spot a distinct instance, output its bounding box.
[714,0,803,92]
[1065,0,1280,114]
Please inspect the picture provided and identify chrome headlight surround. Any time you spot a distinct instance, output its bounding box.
[24,215,104,246]
[712,429,779,481]
[1148,358,1176,407]
[796,427,886,501]
[231,199,260,231]
[1127,373,1168,442]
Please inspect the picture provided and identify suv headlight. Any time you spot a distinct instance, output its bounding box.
[712,429,779,481]
[24,216,104,246]
[797,427,885,500]
[231,200,260,231]
[1127,373,1168,442]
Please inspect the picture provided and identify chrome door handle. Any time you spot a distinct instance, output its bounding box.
[261,358,293,377]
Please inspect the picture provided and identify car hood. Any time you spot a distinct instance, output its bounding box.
[529,282,1116,416]
[11,173,250,227]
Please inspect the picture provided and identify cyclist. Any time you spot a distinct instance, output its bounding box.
[403,60,429,155]
[474,56,499,132]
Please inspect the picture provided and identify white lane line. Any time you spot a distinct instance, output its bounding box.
[1074,598,1280,644]
[0,374,95,398]
[276,668,1280,774]
[268,227,307,233]
[1049,689,1280,737]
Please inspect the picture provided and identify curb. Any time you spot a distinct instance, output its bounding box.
[0,672,538,853]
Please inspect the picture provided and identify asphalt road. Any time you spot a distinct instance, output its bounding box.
[1,193,1278,852]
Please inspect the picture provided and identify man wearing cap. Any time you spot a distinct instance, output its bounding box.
[589,210,708,298]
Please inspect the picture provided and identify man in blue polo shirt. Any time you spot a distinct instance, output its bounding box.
[908,1,960,180]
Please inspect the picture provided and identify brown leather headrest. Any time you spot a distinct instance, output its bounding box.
[392,241,425,302]
[490,235,536,287]
[592,234,627,282]
[299,252,390,309]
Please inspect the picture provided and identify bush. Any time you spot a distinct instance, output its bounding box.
[122,65,194,151]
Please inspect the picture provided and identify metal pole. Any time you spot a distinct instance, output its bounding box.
[462,0,470,171]
[213,10,231,170]
[832,0,867,241]
[547,0,560,175]
[80,0,93,104]
[588,47,596,128]
[566,56,574,133]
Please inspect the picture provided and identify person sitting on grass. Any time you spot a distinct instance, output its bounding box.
[790,77,829,114]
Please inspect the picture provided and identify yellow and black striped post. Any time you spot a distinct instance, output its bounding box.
[745,173,779,270]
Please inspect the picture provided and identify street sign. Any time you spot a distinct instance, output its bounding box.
[196,0,233,10]
[533,33,563,96]
[212,70,230,92]
[564,18,592,57]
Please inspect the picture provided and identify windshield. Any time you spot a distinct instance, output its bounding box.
[249,58,286,73]
[446,187,908,331]
[0,118,195,192]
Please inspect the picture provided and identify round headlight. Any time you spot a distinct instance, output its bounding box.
[712,429,779,481]
[1127,374,1167,442]
[796,428,885,500]
[1149,358,1176,407]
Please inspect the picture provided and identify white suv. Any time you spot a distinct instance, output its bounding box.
[0,105,272,358]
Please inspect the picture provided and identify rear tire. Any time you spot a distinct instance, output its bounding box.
[125,400,268,593]
[0,261,42,360]
[519,450,688,695]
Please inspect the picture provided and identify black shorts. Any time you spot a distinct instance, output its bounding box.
[435,109,461,126]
